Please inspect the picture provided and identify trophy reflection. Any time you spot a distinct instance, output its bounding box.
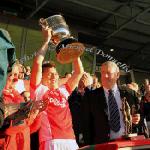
[39,14,85,64]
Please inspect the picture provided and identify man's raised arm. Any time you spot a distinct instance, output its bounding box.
[67,57,84,91]
[30,27,52,87]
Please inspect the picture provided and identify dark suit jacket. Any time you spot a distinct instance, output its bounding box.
[68,87,92,146]
[81,86,140,145]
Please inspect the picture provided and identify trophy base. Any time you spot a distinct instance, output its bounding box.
[122,133,138,140]
[56,38,85,64]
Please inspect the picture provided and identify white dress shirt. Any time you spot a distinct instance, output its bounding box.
[103,84,125,139]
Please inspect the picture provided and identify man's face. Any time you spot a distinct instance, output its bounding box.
[101,64,119,89]
[42,67,59,88]
[93,76,98,85]
[22,91,30,102]
[26,66,31,73]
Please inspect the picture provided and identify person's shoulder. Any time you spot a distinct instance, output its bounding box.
[0,28,12,42]
[31,83,48,93]
[93,86,103,92]
[39,84,49,92]
[59,84,71,93]
[118,85,136,98]
[58,84,71,98]
[88,87,103,96]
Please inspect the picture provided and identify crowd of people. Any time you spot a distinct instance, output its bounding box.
[0,26,150,150]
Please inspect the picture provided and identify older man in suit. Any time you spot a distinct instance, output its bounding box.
[81,61,141,145]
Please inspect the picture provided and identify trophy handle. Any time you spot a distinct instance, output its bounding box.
[39,18,49,29]
[121,97,132,135]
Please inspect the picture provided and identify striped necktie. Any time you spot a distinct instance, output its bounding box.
[108,89,121,132]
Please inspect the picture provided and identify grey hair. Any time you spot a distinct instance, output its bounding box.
[101,61,120,73]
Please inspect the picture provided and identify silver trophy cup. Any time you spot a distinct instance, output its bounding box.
[39,14,84,64]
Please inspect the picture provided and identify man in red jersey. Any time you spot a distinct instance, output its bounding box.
[30,26,84,150]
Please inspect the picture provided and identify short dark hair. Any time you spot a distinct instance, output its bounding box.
[42,61,56,72]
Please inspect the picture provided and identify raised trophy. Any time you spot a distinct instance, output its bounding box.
[39,14,85,64]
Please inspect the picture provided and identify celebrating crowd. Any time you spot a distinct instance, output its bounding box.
[0,26,150,150]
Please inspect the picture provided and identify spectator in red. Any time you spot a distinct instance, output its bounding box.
[2,70,38,150]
